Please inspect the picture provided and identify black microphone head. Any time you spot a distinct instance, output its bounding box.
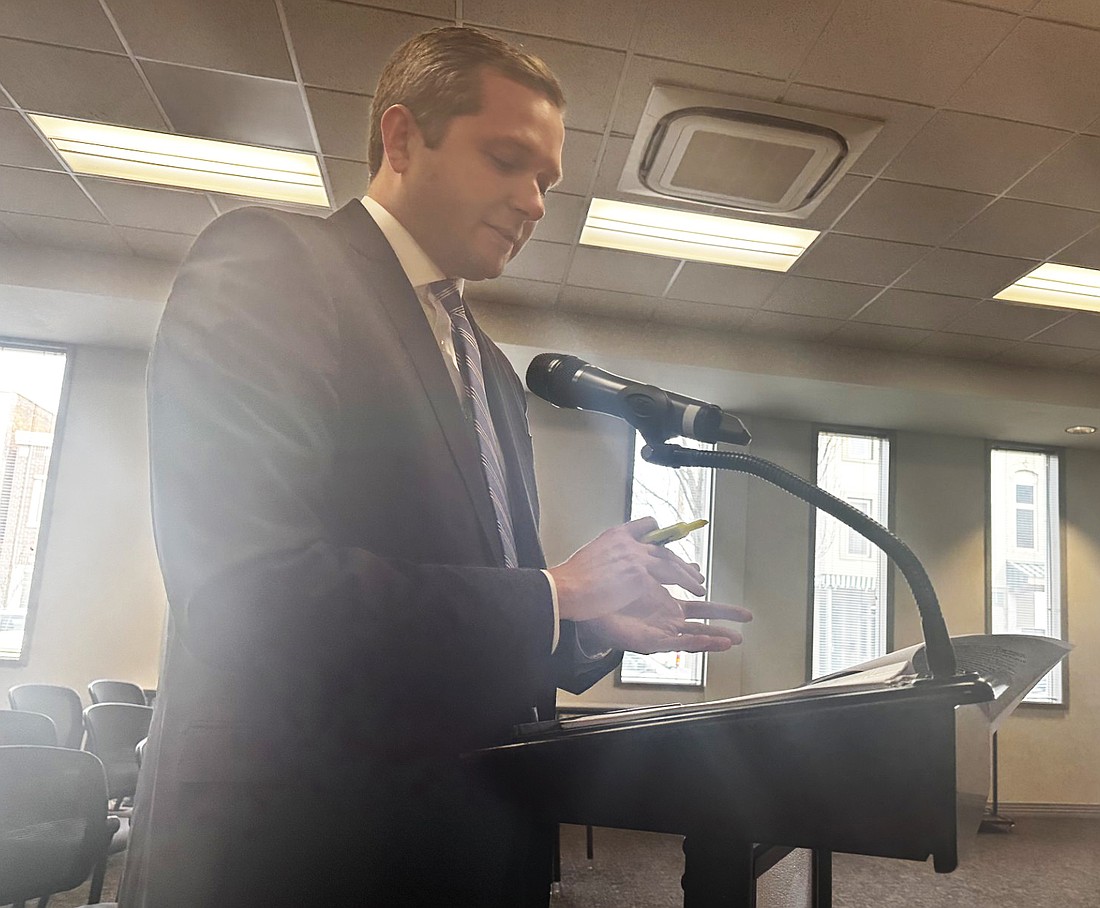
[526,353,586,405]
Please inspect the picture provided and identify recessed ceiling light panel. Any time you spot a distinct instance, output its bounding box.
[30,114,330,208]
[580,197,819,272]
[994,262,1100,313]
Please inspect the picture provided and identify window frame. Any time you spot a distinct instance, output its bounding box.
[985,442,1069,710]
[0,339,73,668]
[806,425,896,683]
[617,430,715,689]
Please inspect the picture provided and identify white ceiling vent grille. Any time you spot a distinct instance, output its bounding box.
[620,86,883,219]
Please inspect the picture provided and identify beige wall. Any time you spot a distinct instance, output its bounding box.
[1,345,166,704]
[532,402,1100,808]
[4,346,1096,807]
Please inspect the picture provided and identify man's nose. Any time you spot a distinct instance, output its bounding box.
[514,179,546,221]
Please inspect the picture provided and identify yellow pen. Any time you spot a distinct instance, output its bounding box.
[641,519,708,546]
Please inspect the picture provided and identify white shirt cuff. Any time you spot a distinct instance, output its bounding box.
[541,569,560,653]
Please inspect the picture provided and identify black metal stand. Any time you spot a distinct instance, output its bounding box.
[979,732,1015,833]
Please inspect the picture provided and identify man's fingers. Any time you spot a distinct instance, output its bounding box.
[681,601,753,623]
[624,515,660,538]
[664,628,740,651]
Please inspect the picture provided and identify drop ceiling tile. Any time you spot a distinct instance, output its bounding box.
[118,226,195,262]
[0,39,165,129]
[106,0,293,79]
[666,263,782,308]
[833,180,992,246]
[944,199,1100,260]
[611,56,785,139]
[895,249,1035,297]
[952,0,1034,9]
[794,0,1014,106]
[830,322,932,351]
[740,310,846,341]
[0,166,104,222]
[1054,227,1100,269]
[503,239,571,284]
[143,62,313,151]
[324,157,370,209]
[464,276,560,309]
[761,276,880,319]
[479,30,626,135]
[558,285,659,320]
[465,0,641,49]
[0,0,123,53]
[284,1,443,95]
[590,135,633,199]
[0,211,128,255]
[882,111,1069,195]
[0,220,18,244]
[0,109,62,171]
[990,342,1098,369]
[1029,312,1100,349]
[558,130,604,197]
[307,89,372,163]
[537,193,587,245]
[567,246,679,295]
[790,234,930,285]
[341,0,452,15]
[1008,136,1100,212]
[854,289,976,330]
[1031,0,1100,28]
[635,0,838,81]
[651,299,756,330]
[910,331,1013,360]
[938,298,1068,340]
[81,178,217,234]
[949,19,1100,130]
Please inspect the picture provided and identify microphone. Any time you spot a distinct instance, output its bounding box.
[526,353,751,447]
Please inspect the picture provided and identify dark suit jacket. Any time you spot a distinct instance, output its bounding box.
[120,201,619,907]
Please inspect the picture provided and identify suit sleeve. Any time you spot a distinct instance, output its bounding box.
[148,207,556,751]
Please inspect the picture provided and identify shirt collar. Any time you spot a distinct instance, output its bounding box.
[361,196,465,295]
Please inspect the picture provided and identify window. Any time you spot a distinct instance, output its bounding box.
[0,344,68,663]
[620,433,715,687]
[989,448,1064,704]
[811,431,891,679]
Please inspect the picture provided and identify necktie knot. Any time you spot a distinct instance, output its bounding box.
[428,279,464,316]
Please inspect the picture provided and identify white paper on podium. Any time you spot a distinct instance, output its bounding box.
[807,633,1072,732]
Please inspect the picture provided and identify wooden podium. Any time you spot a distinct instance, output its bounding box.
[469,675,994,907]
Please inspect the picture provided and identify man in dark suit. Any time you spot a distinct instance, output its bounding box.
[121,26,751,907]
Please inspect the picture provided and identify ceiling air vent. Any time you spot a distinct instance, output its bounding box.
[620,86,883,219]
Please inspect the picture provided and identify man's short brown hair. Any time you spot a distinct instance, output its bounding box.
[368,26,565,176]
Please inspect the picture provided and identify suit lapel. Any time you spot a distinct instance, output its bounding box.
[329,201,505,565]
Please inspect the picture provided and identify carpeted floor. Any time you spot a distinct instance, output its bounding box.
[553,817,1100,907]
[47,816,1100,907]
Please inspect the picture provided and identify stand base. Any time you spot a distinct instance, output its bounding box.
[978,812,1015,834]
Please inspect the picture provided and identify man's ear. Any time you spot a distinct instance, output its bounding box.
[378,104,421,174]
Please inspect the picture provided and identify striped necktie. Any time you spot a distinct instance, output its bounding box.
[428,279,519,569]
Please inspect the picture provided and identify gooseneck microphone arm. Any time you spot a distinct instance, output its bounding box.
[642,442,958,680]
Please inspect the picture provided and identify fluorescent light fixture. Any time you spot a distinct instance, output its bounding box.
[579,197,819,272]
[1065,425,1097,435]
[994,262,1100,313]
[30,114,329,207]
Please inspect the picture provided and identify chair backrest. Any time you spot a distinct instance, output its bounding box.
[7,684,84,749]
[88,679,146,706]
[0,745,111,905]
[0,709,57,746]
[82,703,153,802]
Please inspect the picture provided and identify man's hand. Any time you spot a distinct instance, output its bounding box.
[580,596,753,655]
[548,517,707,623]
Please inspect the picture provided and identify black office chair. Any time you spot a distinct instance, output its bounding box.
[0,710,57,746]
[0,745,119,907]
[82,704,153,808]
[87,680,146,707]
[8,684,84,749]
